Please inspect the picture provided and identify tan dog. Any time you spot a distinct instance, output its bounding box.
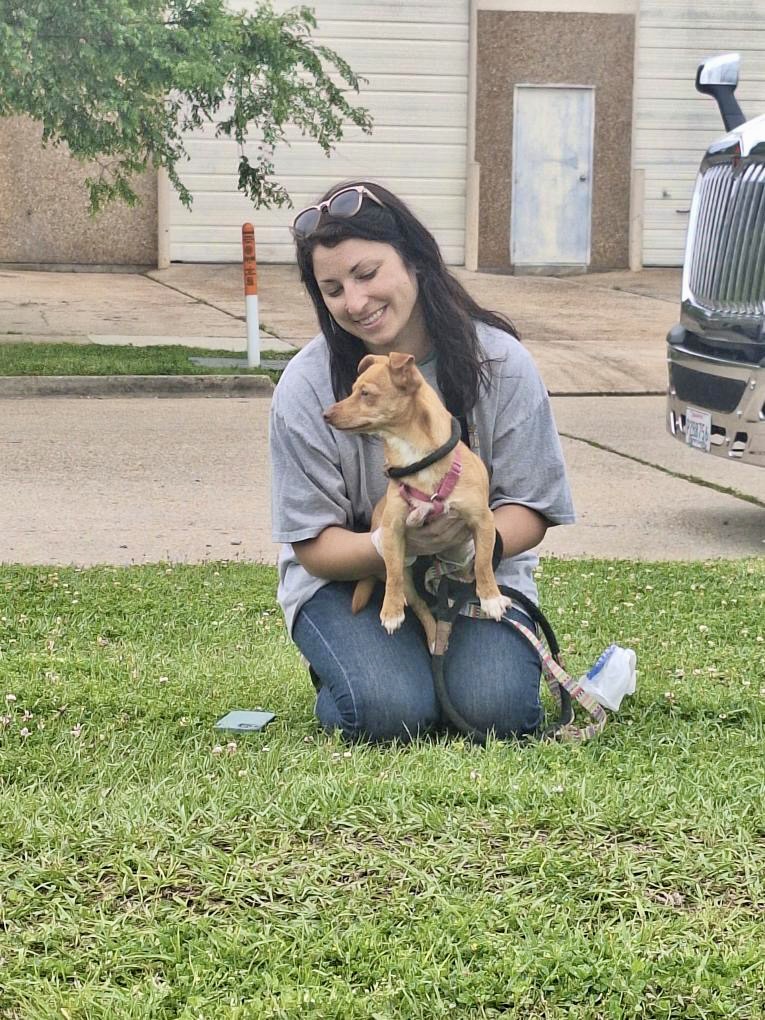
[323,352,508,650]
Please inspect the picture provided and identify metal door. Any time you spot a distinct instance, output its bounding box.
[511,85,594,267]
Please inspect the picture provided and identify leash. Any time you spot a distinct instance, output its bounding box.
[412,556,608,744]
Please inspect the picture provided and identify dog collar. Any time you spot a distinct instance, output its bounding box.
[398,448,463,518]
[385,417,461,479]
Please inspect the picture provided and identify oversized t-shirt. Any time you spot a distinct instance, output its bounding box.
[269,322,575,635]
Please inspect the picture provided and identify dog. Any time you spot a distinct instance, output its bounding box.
[323,352,508,651]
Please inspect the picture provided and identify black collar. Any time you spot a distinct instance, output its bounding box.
[385,416,462,479]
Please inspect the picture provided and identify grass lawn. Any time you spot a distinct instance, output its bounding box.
[1,558,763,1019]
[0,344,294,382]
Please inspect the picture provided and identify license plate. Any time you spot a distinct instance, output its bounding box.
[685,407,712,452]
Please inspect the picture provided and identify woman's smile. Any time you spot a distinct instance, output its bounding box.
[355,305,386,328]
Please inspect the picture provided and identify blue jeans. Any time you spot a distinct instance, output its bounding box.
[292,581,543,743]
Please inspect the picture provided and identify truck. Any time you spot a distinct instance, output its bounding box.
[666,52,765,467]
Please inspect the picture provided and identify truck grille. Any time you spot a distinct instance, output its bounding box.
[687,161,765,315]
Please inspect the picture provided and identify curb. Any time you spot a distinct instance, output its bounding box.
[0,374,275,398]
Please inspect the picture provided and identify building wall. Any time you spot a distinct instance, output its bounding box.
[0,117,158,267]
[635,0,765,266]
[169,0,470,264]
[475,9,635,272]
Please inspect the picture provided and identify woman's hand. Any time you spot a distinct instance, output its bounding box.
[402,511,473,558]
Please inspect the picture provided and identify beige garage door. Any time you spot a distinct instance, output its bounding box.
[168,1,469,264]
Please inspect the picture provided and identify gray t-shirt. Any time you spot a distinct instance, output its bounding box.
[269,322,575,634]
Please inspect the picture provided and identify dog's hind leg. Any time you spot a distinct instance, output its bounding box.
[351,576,377,614]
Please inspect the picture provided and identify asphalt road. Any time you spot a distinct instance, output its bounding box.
[2,393,763,567]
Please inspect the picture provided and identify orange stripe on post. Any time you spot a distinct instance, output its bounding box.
[242,223,260,368]
[242,223,258,296]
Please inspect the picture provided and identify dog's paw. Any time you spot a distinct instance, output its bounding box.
[406,505,431,527]
[380,593,406,634]
[480,594,511,621]
[380,609,405,634]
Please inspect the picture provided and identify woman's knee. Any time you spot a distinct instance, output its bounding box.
[442,615,543,738]
[294,584,439,743]
[442,674,541,738]
[319,675,439,743]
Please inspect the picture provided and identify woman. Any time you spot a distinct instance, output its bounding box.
[269,181,575,743]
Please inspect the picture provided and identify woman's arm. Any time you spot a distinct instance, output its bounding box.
[293,526,383,581]
[376,502,548,563]
[493,503,548,558]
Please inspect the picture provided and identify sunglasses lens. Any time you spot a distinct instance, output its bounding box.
[293,207,322,237]
[328,189,363,219]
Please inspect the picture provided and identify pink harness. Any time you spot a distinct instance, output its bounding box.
[398,448,462,522]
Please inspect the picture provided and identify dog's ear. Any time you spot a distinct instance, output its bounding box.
[357,354,379,375]
[388,352,420,392]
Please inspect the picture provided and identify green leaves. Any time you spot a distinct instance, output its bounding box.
[0,0,372,212]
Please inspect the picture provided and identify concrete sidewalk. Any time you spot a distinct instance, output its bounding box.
[0,263,679,393]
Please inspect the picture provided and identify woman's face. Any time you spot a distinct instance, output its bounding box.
[311,239,429,359]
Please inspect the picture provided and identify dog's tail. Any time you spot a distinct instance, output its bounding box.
[351,577,376,614]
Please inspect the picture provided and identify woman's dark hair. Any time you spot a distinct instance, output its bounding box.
[293,180,518,417]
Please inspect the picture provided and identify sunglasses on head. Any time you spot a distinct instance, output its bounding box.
[291,185,384,238]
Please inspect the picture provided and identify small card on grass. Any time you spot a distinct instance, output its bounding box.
[214,710,276,733]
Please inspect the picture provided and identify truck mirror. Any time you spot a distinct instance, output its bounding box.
[695,53,745,131]
[696,52,740,93]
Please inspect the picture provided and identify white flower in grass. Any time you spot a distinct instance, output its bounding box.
[0,715,10,727]
[70,724,82,738]
[4,693,16,703]
[211,744,223,755]
[22,710,32,722]
[19,727,30,738]
[158,676,169,685]
[226,741,237,755]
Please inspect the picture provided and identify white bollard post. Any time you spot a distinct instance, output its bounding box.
[242,223,260,368]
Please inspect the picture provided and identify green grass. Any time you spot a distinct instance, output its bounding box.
[0,344,294,381]
[1,558,764,1019]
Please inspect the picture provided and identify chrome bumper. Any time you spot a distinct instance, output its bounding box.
[666,339,765,467]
